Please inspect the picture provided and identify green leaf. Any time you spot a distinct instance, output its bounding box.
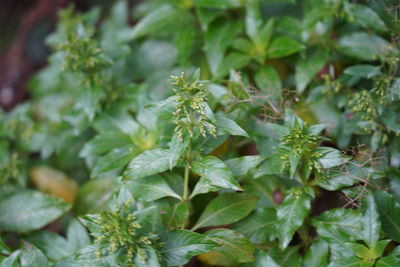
[255,154,283,177]
[265,123,290,138]
[303,239,328,267]
[125,4,177,39]
[79,134,132,166]
[66,219,90,251]
[232,207,277,244]
[195,8,223,32]
[258,18,275,48]
[316,147,349,169]
[1,250,20,267]
[215,113,249,137]
[0,237,10,255]
[205,229,255,263]
[204,20,242,75]
[344,65,382,79]
[329,256,374,267]
[277,187,313,249]
[215,52,251,79]
[245,0,262,43]
[73,178,114,215]
[317,164,370,191]
[19,243,50,267]
[295,50,329,94]
[373,191,400,243]
[91,147,137,178]
[127,175,181,201]
[312,208,363,243]
[376,255,400,267]
[191,156,243,198]
[255,66,282,105]
[160,230,218,266]
[124,148,171,180]
[349,4,387,32]
[268,246,302,267]
[243,249,279,267]
[0,190,70,232]
[168,134,189,170]
[225,156,265,177]
[25,231,74,261]
[362,194,380,247]
[194,0,242,9]
[192,193,257,230]
[337,32,391,61]
[266,37,304,58]
[346,243,374,260]
[161,201,189,230]
[372,240,391,258]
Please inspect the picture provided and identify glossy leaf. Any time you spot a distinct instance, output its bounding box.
[204,20,242,75]
[344,65,382,79]
[161,201,189,230]
[126,5,177,39]
[376,255,400,267]
[374,191,400,243]
[277,187,313,249]
[125,148,171,180]
[91,147,137,178]
[127,175,181,201]
[303,239,328,267]
[295,50,329,94]
[316,147,349,169]
[0,190,70,232]
[160,230,218,266]
[268,246,302,267]
[255,66,282,105]
[329,256,374,267]
[266,37,304,58]
[312,208,363,243]
[205,229,255,263]
[25,231,74,261]
[192,193,257,230]
[191,156,242,198]
[337,32,391,61]
[232,207,277,243]
[362,194,380,247]
[350,4,387,32]
[215,113,249,137]
[225,156,265,177]
[19,244,50,267]
[194,0,242,9]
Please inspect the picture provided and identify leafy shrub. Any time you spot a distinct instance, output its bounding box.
[1,0,400,266]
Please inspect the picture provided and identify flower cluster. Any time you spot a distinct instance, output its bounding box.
[59,33,111,87]
[171,73,216,140]
[279,126,324,175]
[348,90,378,121]
[280,128,320,155]
[84,202,159,266]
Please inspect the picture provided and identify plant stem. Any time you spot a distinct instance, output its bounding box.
[183,163,190,201]
[182,139,192,201]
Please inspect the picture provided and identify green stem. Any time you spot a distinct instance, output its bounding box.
[182,139,192,201]
[183,163,190,201]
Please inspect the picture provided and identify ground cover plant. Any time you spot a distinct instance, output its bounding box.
[1,0,400,266]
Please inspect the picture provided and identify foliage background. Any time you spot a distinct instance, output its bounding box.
[1,0,400,266]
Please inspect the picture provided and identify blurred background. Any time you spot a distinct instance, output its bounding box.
[0,0,128,111]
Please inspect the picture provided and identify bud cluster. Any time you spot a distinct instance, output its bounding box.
[279,127,324,176]
[171,73,217,140]
[348,90,378,121]
[59,33,110,87]
[89,202,159,265]
[280,128,320,155]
